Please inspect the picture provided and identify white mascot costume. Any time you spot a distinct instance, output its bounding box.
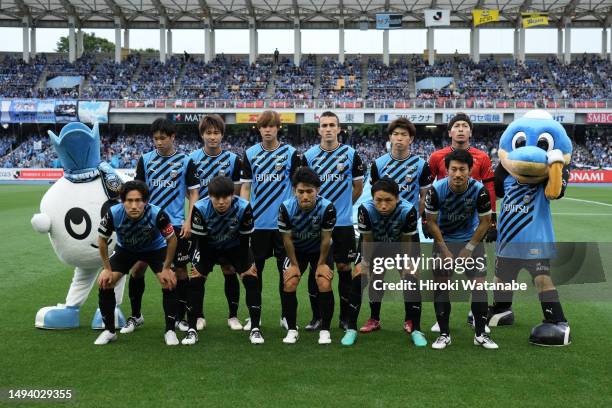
[32,122,128,329]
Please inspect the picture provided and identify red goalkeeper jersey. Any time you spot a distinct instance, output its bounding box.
[428,146,496,212]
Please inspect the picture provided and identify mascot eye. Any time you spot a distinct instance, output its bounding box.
[537,133,554,151]
[511,132,527,150]
[64,208,92,240]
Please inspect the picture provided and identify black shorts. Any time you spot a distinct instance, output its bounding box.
[495,257,551,282]
[332,226,357,265]
[110,245,167,275]
[173,226,193,267]
[251,229,285,260]
[432,242,487,279]
[193,246,255,276]
[282,252,334,275]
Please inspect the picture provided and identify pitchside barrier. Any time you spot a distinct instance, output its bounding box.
[0,168,610,184]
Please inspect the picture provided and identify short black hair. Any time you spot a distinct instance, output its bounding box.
[208,176,234,198]
[291,166,321,188]
[371,177,399,198]
[120,180,149,202]
[444,148,473,169]
[447,112,473,132]
[151,118,176,137]
[387,117,416,138]
[319,111,339,125]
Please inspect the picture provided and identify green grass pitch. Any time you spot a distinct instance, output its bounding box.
[0,185,610,407]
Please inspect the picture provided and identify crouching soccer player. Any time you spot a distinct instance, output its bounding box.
[425,149,497,350]
[95,180,178,345]
[278,167,337,345]
[184,176,263,345]
[341,178,426,347]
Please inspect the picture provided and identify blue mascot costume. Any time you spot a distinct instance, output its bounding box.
[490,109,572,346]
[31,122,128,329]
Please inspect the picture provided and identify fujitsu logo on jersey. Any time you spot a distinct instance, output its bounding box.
[152,179,177,188]
[321,173,345,182]
[295,231,320,240]
[256,173,283,182]
[399,184,413,192]
[503,203,530,214]
[447,213,467,222]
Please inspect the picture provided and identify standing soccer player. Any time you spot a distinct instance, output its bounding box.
[121,119,199,335]
[240,110,301,331]
[190,114,243,331]
[94,181,178,345]
[185,176,262,345]
[360,117,433,334]
[341,178,425,347]
[302,111,364,330]
[278,167,336,345]
[425,149,498,350]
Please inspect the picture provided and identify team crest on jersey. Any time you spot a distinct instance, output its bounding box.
[405,174,413,183]
[230,217,239,227]
[275,162,285,171]
[337,163,345,171]
[170,170,179,178]
[193,213,202,226]
[218,169,226,176]
[408,165,417,173]
[464,198,474,205]
[105,174,121,192]
[338,154,347,161]
[311,215,320,225]
[523,195,531,203]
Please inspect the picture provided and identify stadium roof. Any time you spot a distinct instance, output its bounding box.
[0,0,611,30]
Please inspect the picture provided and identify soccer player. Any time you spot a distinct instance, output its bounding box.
[425,149,498,350]
[185,176,262,345]
[94,180,178,345]
[341,178,425,347]
[302,111,364,330]
[491,151,571,345]
[240,110,301,331]
[190,114,243,331]
[278,167,336,344]
[121,118,199,335]
[361,117,433,334]
[427,113,496,241]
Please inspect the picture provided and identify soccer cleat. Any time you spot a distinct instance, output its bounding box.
[164,330,180,346]
[305,318,322,331]
[120,315,144,334]
[176,320,189,332]
[318,330,332,345]
[431,334,452,350]
[341,329,358,346]
[474,333,499,349]
[359,319,381,333]
[431,321,440,332]
[488,308,515,327]
[181,329,198,345]
[196,317,207,331]
[94,330,117,345]
[404,320,413,333]
[227,317,243,330]
[249,328,265,345]
[411,330,427,347]
[283,330,299,344]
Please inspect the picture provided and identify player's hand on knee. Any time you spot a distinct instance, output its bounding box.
[315,264,333,281]
[240,264,258,279]
[283,264,301,285]
[352,263,363,278]
[98,268,114,289]
[158,268,177,289]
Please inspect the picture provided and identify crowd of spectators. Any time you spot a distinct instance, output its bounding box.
[130,56,183,99]
[0,55,46,98]
[177,57,227,99]
[319,57,362,100]
[366,58,412,100]
[82,54,140,99]
[273,56,316,100]
[455,57,506,99]
[502,59,556,99]
[548,55,607,99]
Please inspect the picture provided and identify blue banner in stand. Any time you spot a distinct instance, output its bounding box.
[9,99,38,123]
[78,101,110,123]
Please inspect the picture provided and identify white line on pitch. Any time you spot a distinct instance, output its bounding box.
[564,197,612,207]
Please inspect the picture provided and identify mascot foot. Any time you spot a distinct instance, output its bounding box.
[35,304,80,329]
[529,321,571,347]
[91,307,126,330]
[487,307,515,327]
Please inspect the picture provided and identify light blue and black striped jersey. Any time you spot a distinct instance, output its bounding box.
[241,143,300,230]
[278,196,336,254]
[189,149,241,197]
[358,199,418,242]
[302,144,365,227]
[98,203,173,252]
[191,196,254,250]
[425,178,491,242]
[135,151,199,226]
[370,153,433,210]
[495,165,568,259]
